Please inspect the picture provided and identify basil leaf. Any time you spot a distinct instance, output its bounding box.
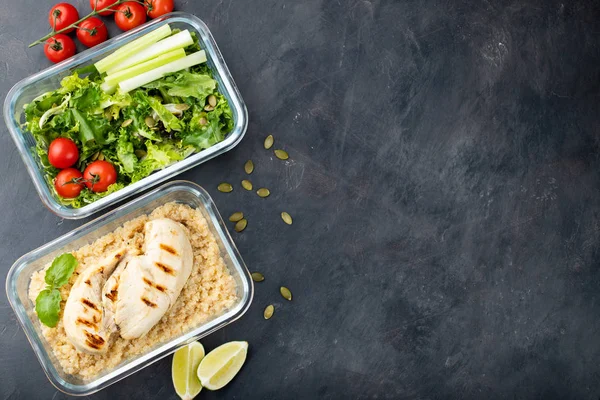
[44,253,78,288]
[35,289,62,328]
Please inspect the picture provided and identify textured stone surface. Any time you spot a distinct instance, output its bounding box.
[1,0,600,399]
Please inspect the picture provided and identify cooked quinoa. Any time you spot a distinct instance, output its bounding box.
[28,202,238,379]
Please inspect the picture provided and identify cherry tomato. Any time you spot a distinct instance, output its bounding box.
[48,3,79,33]
[114,2,147,31]
[83,160,117,192]
[54,168,84,198]
[48,137,79,168]
[145,0,174,19]
[77,17,108,48]
[90,0,119,16]
[44,34,76,63]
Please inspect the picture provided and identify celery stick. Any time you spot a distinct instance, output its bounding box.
[119,51,207,93]
[106,30,194,75]
[104,49,186,87]
[95,24,172,73]
[100,82,117,94]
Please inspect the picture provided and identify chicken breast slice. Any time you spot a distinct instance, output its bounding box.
[114,219,193,339]
[63,248,127,354]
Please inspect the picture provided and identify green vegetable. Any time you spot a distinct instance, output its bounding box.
[95,24,172,73]
[35,253,78,328]
[23,27,233,209]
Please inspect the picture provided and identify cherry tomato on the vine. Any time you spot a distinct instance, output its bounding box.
[54,168,84,198]
[90,0,119,16]
[44,34,76,63]
[114,2,147,31]
[83,160,118,192]
[48,3,79,33]
[77,17,108,47]
[145,0,174,19]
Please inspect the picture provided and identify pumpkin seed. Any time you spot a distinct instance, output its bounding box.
[242,180,253,191]
[175,103,190,111]
[204,104,215,111]
[264,134,274,149]
[208,95,217,107]
[274,149,289,160]
[145,116,156,127]
[97,153,105,161]
[251,272,264,282]
[229,212,244,222]
[235,218,247,232]
[264,305,274,320]
[280,286,292,301]
[281,212,293,225]
[121,118,133,128]
[218,183,233,193]
[256,188,270,198]
[244,160,254,174]
[199,117,208,126]
[134,149,147,159]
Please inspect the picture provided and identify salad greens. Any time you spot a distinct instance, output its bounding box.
[35,253,78,327]
[24,27,233,208]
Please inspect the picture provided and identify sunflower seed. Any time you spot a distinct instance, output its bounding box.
[242,180,253,191]
[229,212,244,222]
[264,305,274,319]
[145,116,156,127]
[251,272,265,282]
[218,183,233,193]
[281,212,293,225]
[274,149,289,160]
[244,160,254,174]
[121,118,133,128]
[257,188,270,198]
[280,286,292,301]
[175,103,190,111]
[264,134,274,149]
[208,95,217,107]
[235,218,247,232]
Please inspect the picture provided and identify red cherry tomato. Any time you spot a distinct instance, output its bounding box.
[145,0,174,19]
[44,34,76,63]
[48,3,79,33]
[77,17,108,48]
[90,0,119,16]
[83,160,117,192]
[48,137,79,168]
[54,168,84,198]
[114,2,147,31]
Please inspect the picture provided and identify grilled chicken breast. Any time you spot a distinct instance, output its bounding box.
[63,249,127,354]
[113,219,193,339]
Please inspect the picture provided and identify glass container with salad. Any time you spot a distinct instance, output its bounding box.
[24,23,232,208]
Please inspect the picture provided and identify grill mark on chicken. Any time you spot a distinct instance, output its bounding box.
[159,243,178,255]
[84,331,105,349]
[84,279,91,286]
[154,262,175,275]
[76,317,98,330]
[105,289,118,302]
[142,277,167,292]
[141,297,158,308]
[81,298,99,311]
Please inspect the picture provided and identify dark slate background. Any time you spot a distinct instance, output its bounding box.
[1,0,600,399]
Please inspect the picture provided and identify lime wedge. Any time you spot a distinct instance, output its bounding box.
[197,341,248,390]
[172,342,205,400]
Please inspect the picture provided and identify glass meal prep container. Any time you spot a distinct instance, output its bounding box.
[3,12,248,220]
[5,181,254,396]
